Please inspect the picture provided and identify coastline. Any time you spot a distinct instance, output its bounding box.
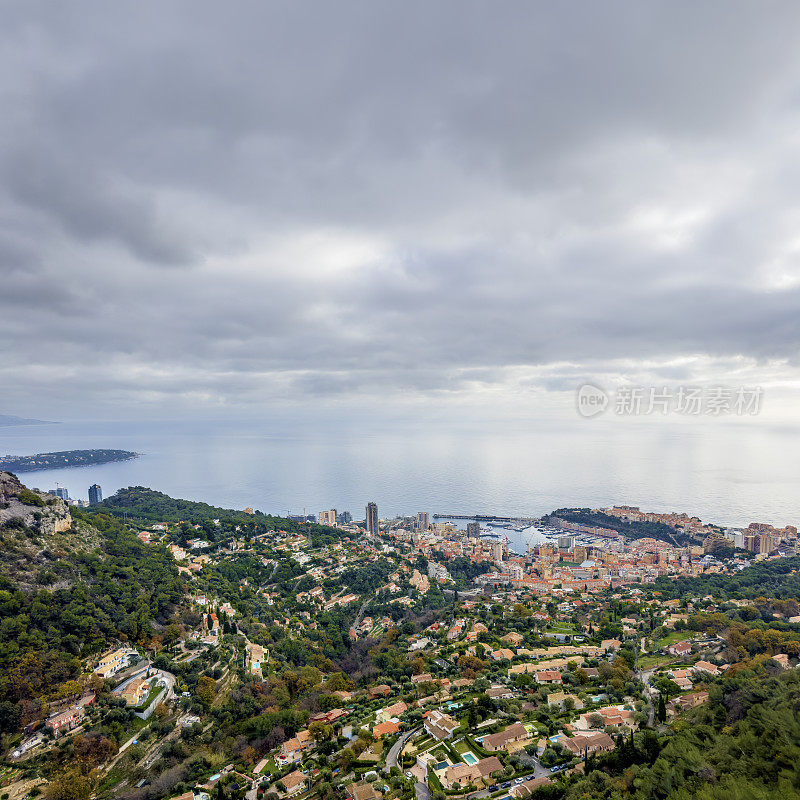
[0,450,141,473]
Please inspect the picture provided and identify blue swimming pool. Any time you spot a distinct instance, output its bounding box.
[462,752,478,766]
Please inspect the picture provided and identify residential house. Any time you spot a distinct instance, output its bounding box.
[423,709,459,740]
[666,641,692,657]
[376,701,407,723]
[120,678,150,707]
[486,686,516,700]
[692,660,720,676]
[560,731,615,756]
[533,670,562,685]
[509,778,551,798]
[95,648,131,679]
[247,642,267,676]
[309,708,347,727]
[447,620,465,640]
[345,783,382,800]
[373,720,400,739]
[483,722,529,752]
[671,691,709,712]
[547,692,584,711]
[443,763,480,790]
[577,706,634,730]
[47,706,86,737]
[474,756,504,783]
[466,622,489,642]
[281,770,307,797]
[444,755,504,789]
[279,729,313,764]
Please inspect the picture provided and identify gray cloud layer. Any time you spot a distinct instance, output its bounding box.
[3,1,800,417]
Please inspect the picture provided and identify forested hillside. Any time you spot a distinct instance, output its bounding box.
[0,474,183,734]
[649,557,800,600]
[546,508,692,545]
[94,486,349,547]
[551,669,800,800]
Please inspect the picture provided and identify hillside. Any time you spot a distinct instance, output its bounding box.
[97,485,272,526]
[546,507,691,545]
[648,557,800,600]
[0,472,183,735]
[94,485,350,547]
[0,471,97,589]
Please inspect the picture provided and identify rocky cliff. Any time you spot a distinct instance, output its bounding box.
[0,470,73,535]
[0,471,92,588]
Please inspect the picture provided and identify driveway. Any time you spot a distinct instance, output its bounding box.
[150,668,177,700]
[415,782,431,800]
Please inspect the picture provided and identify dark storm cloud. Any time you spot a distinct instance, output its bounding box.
[2,0,800,417]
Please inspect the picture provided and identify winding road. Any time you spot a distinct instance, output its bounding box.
[386,726,421,769]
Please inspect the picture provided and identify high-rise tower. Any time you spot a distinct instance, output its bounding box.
[366,502,378,535]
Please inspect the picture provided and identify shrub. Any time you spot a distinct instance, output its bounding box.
[19,489,46,507]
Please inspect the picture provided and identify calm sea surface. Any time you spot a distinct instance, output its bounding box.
[1,416,798,530]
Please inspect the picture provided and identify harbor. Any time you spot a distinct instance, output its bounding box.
[433,512,612,559]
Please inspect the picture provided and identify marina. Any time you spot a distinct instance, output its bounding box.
[434,511,612,560]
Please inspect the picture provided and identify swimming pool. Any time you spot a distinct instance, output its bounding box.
[462,752,478,766]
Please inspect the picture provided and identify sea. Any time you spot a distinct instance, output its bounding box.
[1,415,799,543]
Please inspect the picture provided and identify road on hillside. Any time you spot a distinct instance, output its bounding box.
[386,726,421,769]
[353,597,370,630]
[461,768,551,800]
[636,666,658,726]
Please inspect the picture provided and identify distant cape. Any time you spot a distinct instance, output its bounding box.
[0,414,55,427]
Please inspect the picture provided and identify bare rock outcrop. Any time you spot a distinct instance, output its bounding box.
[0,470,72,535]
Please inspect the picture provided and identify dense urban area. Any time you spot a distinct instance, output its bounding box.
[1,471,799,800]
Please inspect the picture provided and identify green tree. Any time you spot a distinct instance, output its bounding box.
[197,675,216,705]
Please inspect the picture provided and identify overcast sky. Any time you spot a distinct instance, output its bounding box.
[3,1,800,422]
